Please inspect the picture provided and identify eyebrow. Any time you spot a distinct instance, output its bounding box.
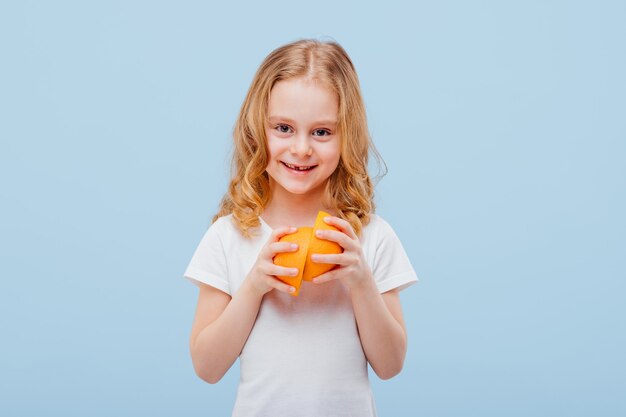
[268,115,337,125]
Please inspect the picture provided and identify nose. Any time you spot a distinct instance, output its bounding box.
[290,133,313,157]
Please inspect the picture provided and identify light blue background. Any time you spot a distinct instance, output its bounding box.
[1,1,624,416]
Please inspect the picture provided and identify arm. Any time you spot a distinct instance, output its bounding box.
[309,215,411,380]
[189,280,264,384]
[187,224,300,384]
[349,276,408,380]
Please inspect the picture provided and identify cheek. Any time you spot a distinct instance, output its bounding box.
[321,144,341,164]
[265,136,282,157]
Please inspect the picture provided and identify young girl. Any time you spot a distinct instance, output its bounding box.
[182,38,419,417]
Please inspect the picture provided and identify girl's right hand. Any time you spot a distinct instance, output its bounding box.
[245,226,300,297]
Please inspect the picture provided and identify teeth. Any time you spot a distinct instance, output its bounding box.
[285,162,314,171]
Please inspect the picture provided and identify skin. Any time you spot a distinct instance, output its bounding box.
[309,216,408,380]
[189,76,408,383]
[262,76,342,227]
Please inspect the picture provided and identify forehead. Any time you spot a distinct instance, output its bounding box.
[267,78,338,124]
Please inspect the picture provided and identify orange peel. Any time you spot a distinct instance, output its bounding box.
[272,210,344,296]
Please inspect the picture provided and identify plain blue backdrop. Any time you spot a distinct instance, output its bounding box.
[1,1,624,416]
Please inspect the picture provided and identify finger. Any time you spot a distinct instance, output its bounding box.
[269,241,299,257]
[323,216,357,239]
[310,253,347,266]
[264,226,298,257]
[312,269,338,284]
[268,276,297,294]
[272,226,298,241]
[314,229,352,251]
[272,265,299,278]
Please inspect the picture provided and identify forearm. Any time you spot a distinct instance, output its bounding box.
[191,281,263,383]
[349,276,407,380]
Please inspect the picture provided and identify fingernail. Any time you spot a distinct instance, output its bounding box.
[291,227,297,231]
[290,243,298,250]
[315,230,322,237]
[324,216,330,222]
[289,287,295,292]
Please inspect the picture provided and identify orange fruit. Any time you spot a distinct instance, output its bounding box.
[271,227,312,295]
[272,210,344,296]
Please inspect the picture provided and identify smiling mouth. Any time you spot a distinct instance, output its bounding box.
[281,161,317,171]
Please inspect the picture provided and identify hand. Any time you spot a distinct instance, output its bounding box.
[309,216,373,290]
[244,226,300,297]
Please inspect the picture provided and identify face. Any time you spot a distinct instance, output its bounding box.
[264,77,341,197]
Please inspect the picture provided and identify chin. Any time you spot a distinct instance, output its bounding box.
[273,179,316,194]
[283,186,314,195]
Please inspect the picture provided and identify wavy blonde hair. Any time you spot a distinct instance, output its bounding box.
[211,37,387,239]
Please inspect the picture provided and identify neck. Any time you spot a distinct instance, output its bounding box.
[262,181,336,228]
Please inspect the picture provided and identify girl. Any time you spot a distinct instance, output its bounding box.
[182,38,419,417]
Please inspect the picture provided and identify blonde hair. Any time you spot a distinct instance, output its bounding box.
[212,37,387,239]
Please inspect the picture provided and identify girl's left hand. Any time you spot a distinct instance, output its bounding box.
[310,216,373,290]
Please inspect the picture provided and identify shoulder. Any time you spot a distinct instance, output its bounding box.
[212,213,231,227]
[364,212,419,292]
[211,213,264,243]
[358,213,394,256]
[209,213,235,237]
[195,214,233,246]
[360,213,408,256]
[361,212,395,239]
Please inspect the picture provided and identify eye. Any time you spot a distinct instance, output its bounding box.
[275,124,292,134]
[313,129,331,137]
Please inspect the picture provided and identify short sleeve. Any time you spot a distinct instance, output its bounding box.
[182,218,231,295]
[371,217,419,294]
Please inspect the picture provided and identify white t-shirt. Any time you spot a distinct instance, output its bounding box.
[183,213,419,417]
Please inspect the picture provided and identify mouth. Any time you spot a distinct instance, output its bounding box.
[281,161,318,172]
